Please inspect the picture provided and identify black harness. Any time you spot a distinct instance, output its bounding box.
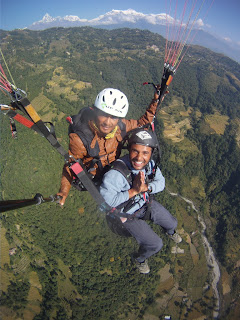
[109,159,155,213]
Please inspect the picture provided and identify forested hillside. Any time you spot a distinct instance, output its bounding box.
[0,27,240,320]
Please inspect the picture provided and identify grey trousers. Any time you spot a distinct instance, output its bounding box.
[123,200,178,262]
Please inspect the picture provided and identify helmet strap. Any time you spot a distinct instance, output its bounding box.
[105,126,118,139]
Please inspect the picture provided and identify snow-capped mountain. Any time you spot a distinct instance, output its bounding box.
[31,12,87,27]
[28,10,240,63]
[29,10,169,29]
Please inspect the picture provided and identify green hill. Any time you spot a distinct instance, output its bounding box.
[0,27,240,320]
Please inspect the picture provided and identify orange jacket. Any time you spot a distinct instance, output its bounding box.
[59,98,159,199]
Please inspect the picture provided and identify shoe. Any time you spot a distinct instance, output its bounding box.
[135,259,150,274]
[169,232,182,244]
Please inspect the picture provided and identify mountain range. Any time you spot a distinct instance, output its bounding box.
[27,9,240,63]
[0,26,240,320]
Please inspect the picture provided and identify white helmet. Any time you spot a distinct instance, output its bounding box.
[94,88,129,118]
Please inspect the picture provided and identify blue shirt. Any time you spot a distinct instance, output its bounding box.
[100,154,165,214]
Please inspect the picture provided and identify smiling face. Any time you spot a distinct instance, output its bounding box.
[95,109,119,135]
[129,143,152,170]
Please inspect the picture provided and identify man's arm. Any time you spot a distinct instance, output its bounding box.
[57,133,87,205]
[123,90,160,132]
[148,167,165,194]
[100,170,131,208]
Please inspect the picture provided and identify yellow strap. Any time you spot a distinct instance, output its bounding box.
[25,104,41,123]
[105,126,118,139]
[166,75,173,86]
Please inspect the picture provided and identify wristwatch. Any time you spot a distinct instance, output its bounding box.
[147,184,152,193]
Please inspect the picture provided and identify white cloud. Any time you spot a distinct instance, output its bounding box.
[63,15,86,22]
[223,37,232,43]
[194,18,204,28]
[145,14,166,25]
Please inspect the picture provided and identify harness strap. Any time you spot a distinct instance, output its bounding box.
[6,109,42,135]
[10,111,34,128]
[109,159,154,216]
[13,97,70,162]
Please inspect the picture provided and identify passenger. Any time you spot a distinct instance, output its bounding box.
[100,128,182,274]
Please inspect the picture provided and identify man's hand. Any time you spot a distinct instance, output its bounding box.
[154,84,161,100]
[128,171,148,199]
[56,193,67,206]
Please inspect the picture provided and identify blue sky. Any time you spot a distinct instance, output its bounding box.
[1,0,239,45]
